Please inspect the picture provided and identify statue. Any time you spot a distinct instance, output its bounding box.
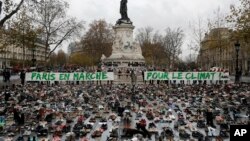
[0,1,2,15]
[117,0,132,25]
[120,0,128,20]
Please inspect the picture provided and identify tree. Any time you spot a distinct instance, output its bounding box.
[163,27,184,68]
[227,0,250,41]
[81,19,114,65]
[0,0,25,28]
[206,7,228,67]
[49,52,57,66]
[136,27,153,47]
[136,27,170,66]
[56,49,66,66]
[0,6,42,68]
[69,53,92,66]
[29,0,83,61]
[7,8,42,67]
[188,17,207,60]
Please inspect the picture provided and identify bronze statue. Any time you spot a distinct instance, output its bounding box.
[120,0,128,20]
[117,0,132,24]
[0,1,2,15]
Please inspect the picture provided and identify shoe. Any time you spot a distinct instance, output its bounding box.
[164,127,174,137]
[101,124,108,130]
[197,120,206,128]
[148,122,156,128]
[91,130,102,138]
[17,136,24,141]
[178,119,186,126]
[219,130,229,137]
[110,128,118,137]
[174,121,179,129]
[179,130,190,139]
[207,127,216,137]
[23,130,31,136]
[205,136,212,141]
[192,131,204,138]
[220,124,229,131]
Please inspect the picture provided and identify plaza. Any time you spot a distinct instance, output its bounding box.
[0,0,250,141]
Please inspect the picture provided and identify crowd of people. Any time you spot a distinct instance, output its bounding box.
[0,78,249,141]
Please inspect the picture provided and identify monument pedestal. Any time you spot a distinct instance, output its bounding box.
[103,22,145,68]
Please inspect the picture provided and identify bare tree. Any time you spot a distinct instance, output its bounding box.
[188,17,207,54]
[136,27,170,66]
[81,19,114,65]
[29,0,84,61]
[56,49,66,66]
[207,7,228,67]
[163,27,184,68]
[136,27,153,47]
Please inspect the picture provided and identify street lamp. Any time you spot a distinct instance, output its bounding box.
[235,41,240,83]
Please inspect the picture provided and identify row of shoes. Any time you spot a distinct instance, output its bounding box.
[179,129,190,139]
[91,130,103,138]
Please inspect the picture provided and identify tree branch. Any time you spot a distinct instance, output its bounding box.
[0,0,24,28]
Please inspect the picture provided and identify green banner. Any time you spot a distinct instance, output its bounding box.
[25,72,114,81]
[144,71,229,81]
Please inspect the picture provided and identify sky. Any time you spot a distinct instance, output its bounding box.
[63,0,240,60]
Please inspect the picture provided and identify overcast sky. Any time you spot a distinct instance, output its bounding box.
[63,0,240,60]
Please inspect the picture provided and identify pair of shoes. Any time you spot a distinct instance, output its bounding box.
[205,136,212,141]
[178,119,186,126]
[101,124,108,130]
[179,130,190,139]
[216,136,224,141]
[207,127,217,137]
[197,120,206,128]
[219,130,229,137]
[192,131,204,138]
[110,128,118,137]
[91,130,102,138]
[164,127,174,137]
[148,122,156,128]
[17,136,24,141]
[220,123,229,131]
[23,130,31,136]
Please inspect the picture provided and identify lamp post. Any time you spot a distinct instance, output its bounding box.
[235,41,240,83]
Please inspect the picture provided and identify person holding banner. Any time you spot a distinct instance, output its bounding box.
[130,70,137,93]
[20,70,26,85]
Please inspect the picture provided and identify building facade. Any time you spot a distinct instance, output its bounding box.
[198,28,250,75]
[0,39,47,69]
[68,42,83,55]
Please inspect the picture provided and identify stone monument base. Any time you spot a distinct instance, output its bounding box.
[102,22,145,69]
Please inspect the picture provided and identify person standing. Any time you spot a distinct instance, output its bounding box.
[142,70,145,84]
[130,70,137,92]
[20,70,26,85]
[4,69,11,84]
[96,68,102,85]
[118,69,122,79]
